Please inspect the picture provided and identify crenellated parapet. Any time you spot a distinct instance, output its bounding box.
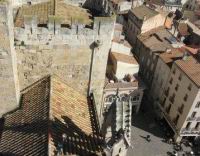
[14,15,115,46]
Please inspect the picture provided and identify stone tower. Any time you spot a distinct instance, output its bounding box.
[0,1,20,117]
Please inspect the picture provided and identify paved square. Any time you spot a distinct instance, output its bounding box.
[127,101,193,156]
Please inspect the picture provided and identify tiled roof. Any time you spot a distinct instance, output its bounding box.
[178,23,189,36]
[130,5,158,20]
[0,75,103,155]
[159,48,183,67]
[137,26,176,52]
[15,0,92,27]
[0,76,50,155]
[110,52,138,64]
[175,56,200,87]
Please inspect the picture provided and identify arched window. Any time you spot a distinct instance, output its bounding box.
[105,94,115,103]
[120,94,129,102]
[131,94,140,102]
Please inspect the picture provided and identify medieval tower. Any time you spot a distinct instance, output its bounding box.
[0,1,20,117]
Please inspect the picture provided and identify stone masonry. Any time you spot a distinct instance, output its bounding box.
[12,1,115,120]
[0,1,20,117]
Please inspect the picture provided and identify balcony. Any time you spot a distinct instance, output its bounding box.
[187,116,196,121]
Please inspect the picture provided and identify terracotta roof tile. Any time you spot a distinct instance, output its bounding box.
[175,56,200,87]
[159,48,184,67]
[130,5,158,21]
[0,75,103,155]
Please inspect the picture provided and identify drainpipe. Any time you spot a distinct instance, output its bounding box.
[88,40,102,97]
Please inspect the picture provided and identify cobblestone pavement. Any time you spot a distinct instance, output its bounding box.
[127,100,193,156]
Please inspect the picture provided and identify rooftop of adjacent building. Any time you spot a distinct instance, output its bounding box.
[138,26,183,53]
[110,0,129,4]
[175,53,200,87]
[0,75,103,155]
[110,52,138,64]
[14,0,93,27]
[130,4,159,20]
[159,48,184,67]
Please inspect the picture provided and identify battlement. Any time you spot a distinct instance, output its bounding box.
[14,0,115,45]
[14,16,115,45]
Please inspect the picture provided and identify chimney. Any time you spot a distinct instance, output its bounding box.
[182,51,189,61]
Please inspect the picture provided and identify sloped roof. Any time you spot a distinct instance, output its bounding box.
[175,56,200,88]
[159,48,183,67]
[0,75,103,155]
[130,5,158,20]
[15,0,92,27]
[110,52,138,64]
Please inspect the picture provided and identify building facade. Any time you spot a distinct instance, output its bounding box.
[158,55,200,142]
[126,5,166,46]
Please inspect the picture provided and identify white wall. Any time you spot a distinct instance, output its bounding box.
[118,1,132,12]
[141,14,166,33]
[111,42,131,55]
[116,61,139,79]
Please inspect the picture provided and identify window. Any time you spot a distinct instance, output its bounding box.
[195,122,200,130]
[170,93,175,103]
[131,94,140,102]
[195,102,200,108]
[178,73,182,81]
[184,94,188,101]
[161,97,166,107]
[166,104,171,113]
[175,84,179,91]
[188,84,192,91]
[174,114,180,125]
[120,94,129,102]
[186,122,191,129]
[169,78,173,84]
[178,104,184,114]
[191,112,197,118]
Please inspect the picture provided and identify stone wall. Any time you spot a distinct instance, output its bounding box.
[16,17,115,120]
[0,2,20,117]
[16,44,91,94]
